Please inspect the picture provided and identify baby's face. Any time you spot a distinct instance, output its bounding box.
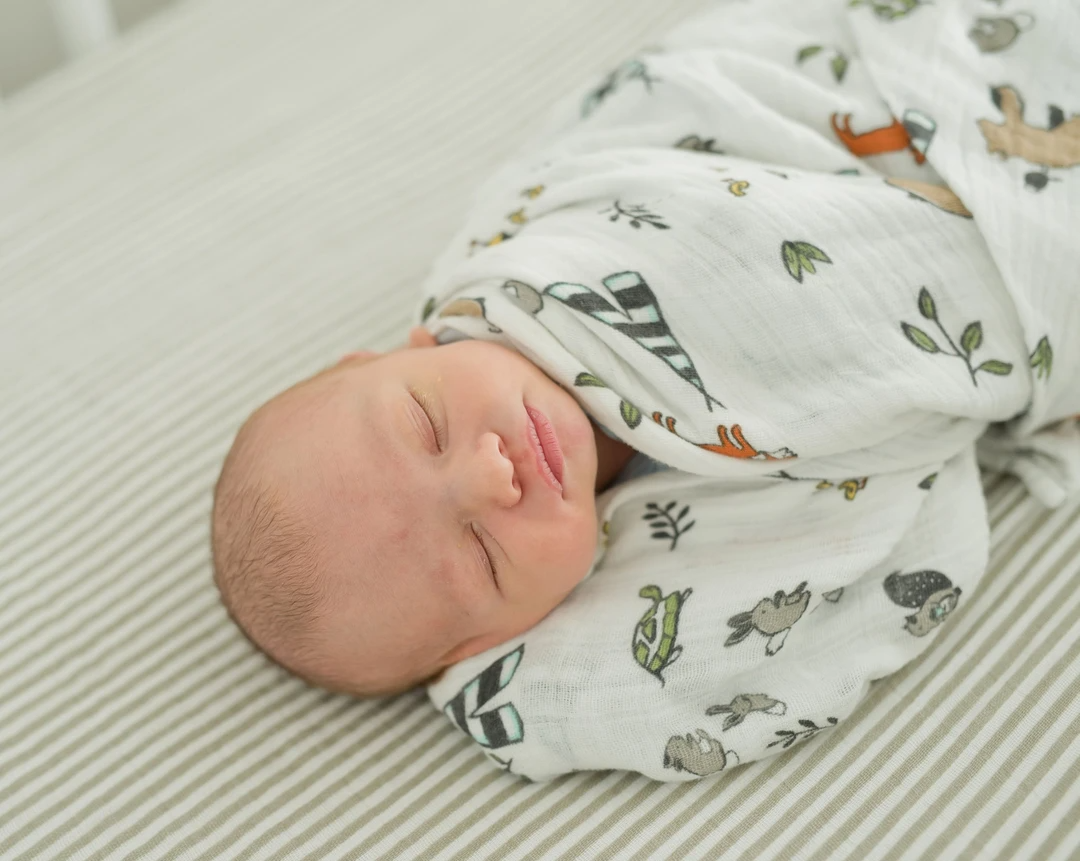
[261,329,601,690]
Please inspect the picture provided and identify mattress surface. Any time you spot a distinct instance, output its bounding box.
[1,0,1077,858]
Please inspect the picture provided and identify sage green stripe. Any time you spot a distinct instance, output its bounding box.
[881,626,1080,861]
[0,647,257,849]
[117,696,397,861]
[0,634,243,832]
[1002,745,1080,861]
[0,574,217,760]
[339,734,524,855]
[2,449,223,580]
[624,485,1033,861]
[396,772,534,861]
[0,501,205,638]
[337,745,505,860]
[222,707,453,860]
[555,779,666,860]
[189,694,426,861]
[955,698,1080,861]
[17,681,322,861]
[480,773,614,861]
[1030,784,1080,860]
[0,527,207,696]
[518,772,641,861]
[77,689,349,861]
[764,515,1080,861]
[254,715,461,861]
[0,602,227,790]
[443,775,598,861]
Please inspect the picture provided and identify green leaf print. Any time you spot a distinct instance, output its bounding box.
[795,242,830,263]
[960,322,983,356]
[782,242,802,281]
[1029,336,1053,380]
[421,296,436,322]
[796,45,824,63]
[901,287,1015,386]
[621,400,643,429]
[902,323,940,353]
[575,372,607,388]
[781,241,833,283]
[830,53,849,82]
[918,286,937,321]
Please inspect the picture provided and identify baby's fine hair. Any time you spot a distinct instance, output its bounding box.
[210,416,327,684]
[211,397,438,699]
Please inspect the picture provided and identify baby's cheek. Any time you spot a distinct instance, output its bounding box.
[556,506,599,577]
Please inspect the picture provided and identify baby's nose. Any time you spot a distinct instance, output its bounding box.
[476,431,521,508]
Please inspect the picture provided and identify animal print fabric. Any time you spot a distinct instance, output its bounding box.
[422,0,1080,781]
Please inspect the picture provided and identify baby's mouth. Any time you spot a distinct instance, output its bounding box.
[525,405,564,495]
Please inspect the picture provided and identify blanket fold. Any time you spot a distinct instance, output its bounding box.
[421,0,1079,781]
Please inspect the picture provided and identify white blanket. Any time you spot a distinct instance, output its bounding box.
[422,0,1080,781]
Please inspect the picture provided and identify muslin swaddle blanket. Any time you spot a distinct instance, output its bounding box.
[420,0,1080,781]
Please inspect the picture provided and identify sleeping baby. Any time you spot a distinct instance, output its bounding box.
[211,327,641,696]
[212,0,1079,781]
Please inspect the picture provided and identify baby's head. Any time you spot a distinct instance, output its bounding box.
[211,327,601,696]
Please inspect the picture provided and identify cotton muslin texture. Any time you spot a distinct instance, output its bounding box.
[423,0,1079,781]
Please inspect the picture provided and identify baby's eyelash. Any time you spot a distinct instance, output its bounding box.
[412,390,447,450]
[472,525,499,585]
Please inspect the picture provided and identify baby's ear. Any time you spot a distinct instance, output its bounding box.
[407,326,438,349]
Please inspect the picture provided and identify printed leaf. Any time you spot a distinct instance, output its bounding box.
[651,531,673,540]
[917,287,938,321]
[421,297,436,321]
[1030,336,1053,380]
[902,323,940,353]
[677,506,690,521]
[643,512,661,520]
[682,520,696,532]
[802,257,817,275]
[796,45,824,63]
[620,400,642,429]
[645,502,659,509]
[977,359,1014,376]
[781,241,804,282]
[795,242,831,263]
[665,501,677,512]
[799,719,817,729]
[575,372,607,388]
[831,53,849,82]
[960,321,983,356]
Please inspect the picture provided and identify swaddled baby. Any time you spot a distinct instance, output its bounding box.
[213,0,1079,779]
[211,326,641,696]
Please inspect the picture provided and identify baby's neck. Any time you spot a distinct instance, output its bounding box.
[590,421,637,492]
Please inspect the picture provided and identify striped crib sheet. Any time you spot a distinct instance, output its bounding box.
[1,0,1076,858]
